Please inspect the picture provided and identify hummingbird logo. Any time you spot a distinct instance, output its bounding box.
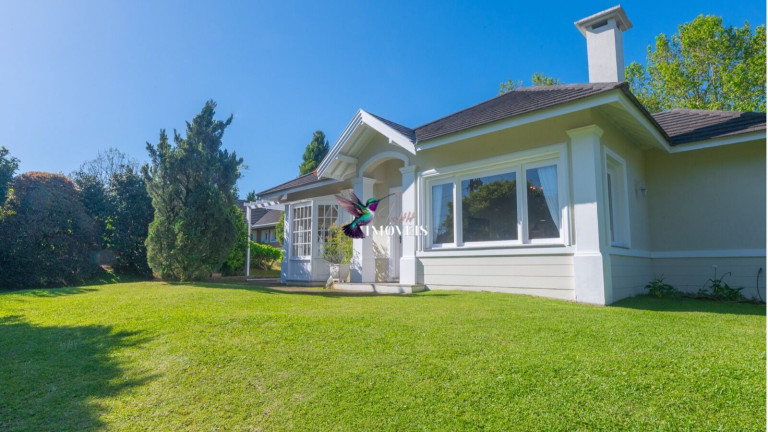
[335,192,394,239]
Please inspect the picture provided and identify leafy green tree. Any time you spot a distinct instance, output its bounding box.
[106,167,153,276]
[0,172,99,289]
[626,15,766,112]
[245,190,257,201]
[499,73,561,94]
[143,100,243,281]
[299,130,329,175]
[0,146,20,202]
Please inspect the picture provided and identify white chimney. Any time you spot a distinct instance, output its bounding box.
[575,5,632,83]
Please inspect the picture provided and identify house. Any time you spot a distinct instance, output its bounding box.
[239,200,281,247]
[248,6,766,304]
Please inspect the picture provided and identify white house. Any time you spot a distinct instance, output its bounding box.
[248,6,766,304]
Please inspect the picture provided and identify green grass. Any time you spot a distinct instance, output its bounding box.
[0,282,764,431]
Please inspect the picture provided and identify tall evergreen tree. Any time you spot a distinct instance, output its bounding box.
[143,100,243,281]
[299,130,329,175]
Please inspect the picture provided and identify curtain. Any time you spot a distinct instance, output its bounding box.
[432,184,444,240]
[537,165,560,229]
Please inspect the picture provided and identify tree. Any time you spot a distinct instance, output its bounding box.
[275,212,285,246]
[73,149,153,275]
[219,205,249,276]
[499,73,561,94]
[245,190,257,201]
[74,148,138,186]
[0,172,99,289]
[0,146,20,202]
[299,130,329,175]
[143,100,243,281]
[107,167,154,276]
[626,15,766,113]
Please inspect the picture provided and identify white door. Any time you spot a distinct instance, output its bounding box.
[388,187,402,282]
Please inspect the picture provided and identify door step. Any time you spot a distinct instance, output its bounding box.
[333,283,427,294]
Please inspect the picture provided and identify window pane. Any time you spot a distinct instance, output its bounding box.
[461,171,517,242]
[526,165,559,239]
[291,205,312,257]
[431,183,454,244]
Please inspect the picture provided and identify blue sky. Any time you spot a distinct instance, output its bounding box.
[1,0,764,196]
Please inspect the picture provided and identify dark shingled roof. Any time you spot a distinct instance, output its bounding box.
[651,109,766,145]
[368,112,416,141]
[260,84,766,195]
[258,172,324,197]
[253,209,282,226]
[413,83,624,141]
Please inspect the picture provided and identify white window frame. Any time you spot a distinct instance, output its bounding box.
[291,203,313,259]
[421,143,569,250]
[428,180,457,248]
[457,166,522,248]
[315,203,341,258]
[605,148,631,248]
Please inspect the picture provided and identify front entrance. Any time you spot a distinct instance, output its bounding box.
[388,186,402,282]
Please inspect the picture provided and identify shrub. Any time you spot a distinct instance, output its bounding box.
[0,172,99,289]
[250,241,283,271]
[220,206,249,276]
[698,271,745,301]
[321,224,353,264]
[645,276,680,298]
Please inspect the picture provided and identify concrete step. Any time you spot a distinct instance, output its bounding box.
[333,282,427,294]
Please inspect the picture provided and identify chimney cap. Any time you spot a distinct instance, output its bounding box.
[574,5,633,37]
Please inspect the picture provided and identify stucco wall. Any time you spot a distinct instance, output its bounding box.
[645,140,765,252]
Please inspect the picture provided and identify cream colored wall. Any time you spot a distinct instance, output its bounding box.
[598,118,652,251]
[646,140,765,251]
[418,255,575,300]
[610,255,652,301]
[414,111,594,171]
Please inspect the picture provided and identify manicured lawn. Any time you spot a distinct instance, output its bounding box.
[0,282,764,431]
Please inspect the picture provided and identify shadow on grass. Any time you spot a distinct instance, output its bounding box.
[0,316,155,431]
[613,295,767,316]
[1,286,100,298]
[175,281,456,298]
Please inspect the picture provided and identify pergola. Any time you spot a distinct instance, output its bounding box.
[243,199,285,277]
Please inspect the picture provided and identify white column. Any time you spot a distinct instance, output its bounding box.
[399,165,418,285]
[351,177,376,283]
[245,206,251,277]
[567,125,612,305]
[281,204,290,284]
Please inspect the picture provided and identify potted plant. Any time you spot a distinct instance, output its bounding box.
[322,224,353,283]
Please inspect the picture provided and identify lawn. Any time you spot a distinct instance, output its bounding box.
[0,282,764,431]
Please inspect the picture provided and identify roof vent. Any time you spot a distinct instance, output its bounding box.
[575,6,633,83]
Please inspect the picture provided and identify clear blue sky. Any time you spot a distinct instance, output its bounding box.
[1,0,764,196]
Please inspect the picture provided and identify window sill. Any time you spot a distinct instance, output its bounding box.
[418,243,573,258]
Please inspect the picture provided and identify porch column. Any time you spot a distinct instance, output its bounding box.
[567,125,612,304]
[351,177,376,283]
[399,165,418,285]
[281,204,290,284]
[245,206,251,277]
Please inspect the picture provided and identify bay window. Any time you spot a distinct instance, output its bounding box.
[316,204,340,255]
[291,204,312,258]
[426,146,566,248]
[461,171,517,242]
